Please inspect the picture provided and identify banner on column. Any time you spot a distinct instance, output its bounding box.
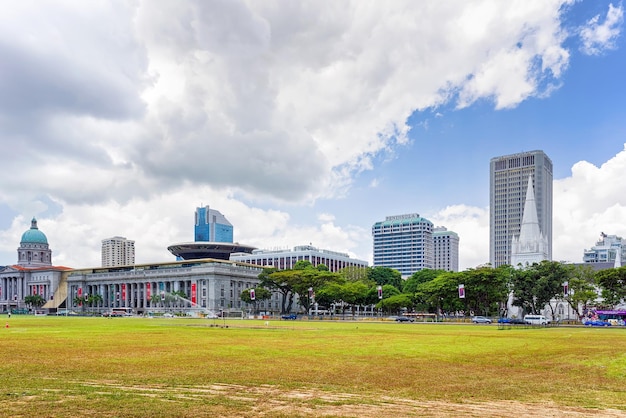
[33,285,38,295]
[40,285,44,296]
[191,283,197,305]
[121,284,127,304]
[146,283,151,299]
[458,284,465,299]
[77,287,83,306]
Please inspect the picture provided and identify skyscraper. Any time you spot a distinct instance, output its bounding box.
[101,236,135,267]
[433,226,460,272]
[372,213,434,277]
[490,150,553,267]
[195,206,233,243]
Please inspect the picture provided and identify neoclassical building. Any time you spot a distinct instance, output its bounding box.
[1,218,285,315]
[66,259,266,314]
[0,218,71,313]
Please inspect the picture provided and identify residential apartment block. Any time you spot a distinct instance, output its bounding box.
[433,226,459,272]
[101,236,135,267]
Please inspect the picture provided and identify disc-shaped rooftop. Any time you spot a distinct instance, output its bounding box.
[167,242,256,261]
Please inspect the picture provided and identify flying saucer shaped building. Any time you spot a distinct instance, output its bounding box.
[168,242,256,261]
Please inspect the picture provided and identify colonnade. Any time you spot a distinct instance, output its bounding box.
[68,279,204,312]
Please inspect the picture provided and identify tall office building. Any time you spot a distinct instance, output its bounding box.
[490,150,553,267]
[195,206,233,243]
[433,227,459,272]
[372,214,434,277]
[101,236,135,267]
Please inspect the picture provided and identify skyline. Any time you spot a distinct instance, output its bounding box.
[1,1,625,270]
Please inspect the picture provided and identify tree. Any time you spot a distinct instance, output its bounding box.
[338,266,371,283]
[595,266,626,307]
[73,296,86,307]
[339,281,371,316]
[315,281,345,312]
[377,294,413,314]
[295,267,339,313]
[368,267,403,291]
[259,268,296,314]
[150,293,163,307]
[458,265,509,316]
[564,264,598,318]
[511,261,569,315]
[240,287,271,314]
[24,294,46,309]
[403,269,445,295]
[374,284,402,314]
[86,294,103,308]
[417,272,463,318]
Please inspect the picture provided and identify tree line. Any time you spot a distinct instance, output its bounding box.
[242,260,624,318]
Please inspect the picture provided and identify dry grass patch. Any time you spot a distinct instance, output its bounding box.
[0,316,625,416]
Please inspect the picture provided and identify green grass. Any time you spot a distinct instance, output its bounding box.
[0,316,625,417]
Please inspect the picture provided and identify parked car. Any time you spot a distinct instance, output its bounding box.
[497,318,525,325]
[102,311,124,317]
[281,314,297,320]
[56,310,78,316]
[395,316,414,322]
[524,315,549,325]
[585,319,611,327]
[471,316,492,324]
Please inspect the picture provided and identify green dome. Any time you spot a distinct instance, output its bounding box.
[20,218,48,245]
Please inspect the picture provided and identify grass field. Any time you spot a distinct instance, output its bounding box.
[1,315,625,417]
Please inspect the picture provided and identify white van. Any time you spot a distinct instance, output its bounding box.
[524,314,548,325]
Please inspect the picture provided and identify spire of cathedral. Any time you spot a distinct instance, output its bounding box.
[511,176,549,267]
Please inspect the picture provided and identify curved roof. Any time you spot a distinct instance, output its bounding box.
[167,242,255,261]
[20,218,48,245]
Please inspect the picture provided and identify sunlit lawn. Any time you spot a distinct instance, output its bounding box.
[1,315,625,417]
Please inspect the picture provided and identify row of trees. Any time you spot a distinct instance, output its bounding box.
[241,261,622,318]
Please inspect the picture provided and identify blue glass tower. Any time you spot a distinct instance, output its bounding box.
[194,206,233,243]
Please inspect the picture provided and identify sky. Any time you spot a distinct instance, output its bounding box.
[1,0,625,271]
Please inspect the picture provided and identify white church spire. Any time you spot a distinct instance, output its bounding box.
[511,176,549,267]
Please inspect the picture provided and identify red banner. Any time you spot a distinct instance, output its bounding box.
[40,285,44,296]
[77,287,82,297]
[146,283,151,299]
[33,285,38,295]
[121,284,126,302]
[191,283,197,305]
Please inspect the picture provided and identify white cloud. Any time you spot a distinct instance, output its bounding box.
[0,1,612,271]
[553,143,626,262]
[430,205,490,270]
[579,3,624,55]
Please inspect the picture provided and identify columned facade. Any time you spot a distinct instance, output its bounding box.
[66,260,270,314]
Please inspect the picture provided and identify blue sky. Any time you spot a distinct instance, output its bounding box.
[0,1,625,270]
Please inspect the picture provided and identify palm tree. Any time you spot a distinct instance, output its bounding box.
[24,295,46,310]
